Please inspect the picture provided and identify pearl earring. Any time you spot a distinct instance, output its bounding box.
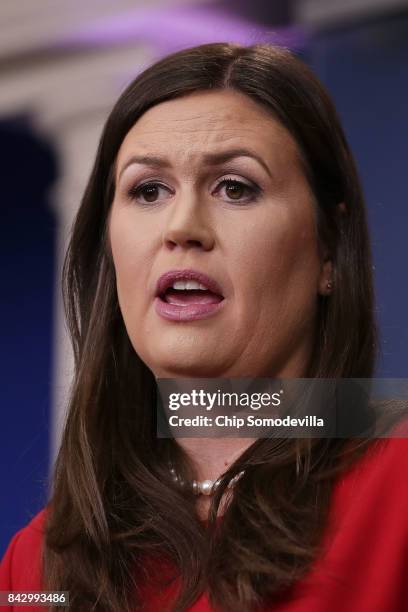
[326,280,333,291]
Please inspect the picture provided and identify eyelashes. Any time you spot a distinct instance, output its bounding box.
[126,177,262,206]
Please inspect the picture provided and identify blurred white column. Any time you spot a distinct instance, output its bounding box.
[39,45,155,473]
[0,42,153,474]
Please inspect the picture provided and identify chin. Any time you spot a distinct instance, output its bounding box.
[151,358,224,379]
[142,332,219,375]
[148,348,229,378]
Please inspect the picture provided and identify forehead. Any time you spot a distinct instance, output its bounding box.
[116,89,301,172]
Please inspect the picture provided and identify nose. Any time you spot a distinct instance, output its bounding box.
[162,190,215,251]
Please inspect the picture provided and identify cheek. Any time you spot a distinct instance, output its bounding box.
[235,209,320,310]
[109,212,149,314]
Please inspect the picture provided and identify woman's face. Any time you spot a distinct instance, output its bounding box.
[109,89,332,378]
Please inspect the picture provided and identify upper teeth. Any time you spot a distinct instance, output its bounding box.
[171,280,208,290]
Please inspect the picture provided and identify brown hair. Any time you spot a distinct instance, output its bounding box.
[43,42,378,611]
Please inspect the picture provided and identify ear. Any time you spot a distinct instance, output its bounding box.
[317,202,345,296]
[318,257,333,296]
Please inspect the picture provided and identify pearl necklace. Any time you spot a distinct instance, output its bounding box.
[169,464,245,496]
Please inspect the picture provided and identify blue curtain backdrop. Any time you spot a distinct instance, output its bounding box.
[304,12,408,376]
[0,117,56,555]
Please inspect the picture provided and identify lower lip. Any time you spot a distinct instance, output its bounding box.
[154,296,225,322]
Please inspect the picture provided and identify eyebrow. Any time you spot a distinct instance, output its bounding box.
[117,148,273,181]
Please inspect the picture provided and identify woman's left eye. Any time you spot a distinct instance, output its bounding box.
[213,178,260,203]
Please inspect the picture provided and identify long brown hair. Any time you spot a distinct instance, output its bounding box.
[43,43,379,611]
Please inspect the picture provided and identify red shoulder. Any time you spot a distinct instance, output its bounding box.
[269,437,408,612]
[333,435,408,510]
[325,435,408,559]
[0,507,48,591]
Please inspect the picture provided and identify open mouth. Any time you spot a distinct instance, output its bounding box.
[160,288,224,306]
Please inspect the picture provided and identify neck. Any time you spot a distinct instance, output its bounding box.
[173,437,255,521]
[175,436,256,482]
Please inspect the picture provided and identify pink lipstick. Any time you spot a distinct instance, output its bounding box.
[154,269,225,322]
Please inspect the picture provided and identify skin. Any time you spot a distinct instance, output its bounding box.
[108,90,333,515]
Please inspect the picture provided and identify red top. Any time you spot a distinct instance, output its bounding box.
[1,437,408,611]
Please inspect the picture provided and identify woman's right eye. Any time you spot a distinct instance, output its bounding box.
[128,182,172,204]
